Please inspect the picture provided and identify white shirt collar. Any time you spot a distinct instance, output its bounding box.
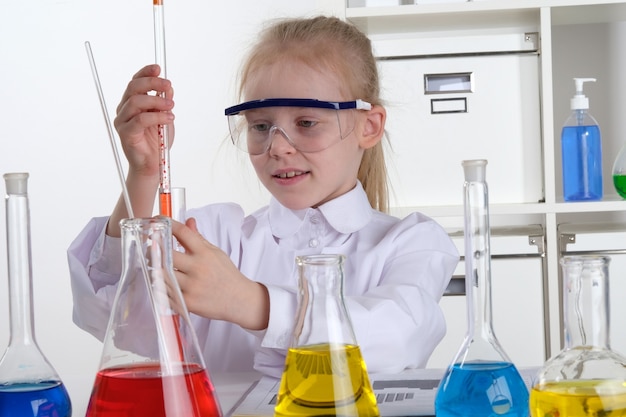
[269,181,373,238]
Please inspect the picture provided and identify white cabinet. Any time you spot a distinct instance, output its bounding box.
[322,0,626,365]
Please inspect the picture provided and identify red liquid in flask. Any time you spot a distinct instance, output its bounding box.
[85,363,221,417]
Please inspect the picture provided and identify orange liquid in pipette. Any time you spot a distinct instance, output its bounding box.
[153,0,163,5]
[160,192,172,217]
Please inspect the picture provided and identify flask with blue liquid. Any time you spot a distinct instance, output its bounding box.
[434,160,529,417]
[561,77,603,201]
[0,173,72,417]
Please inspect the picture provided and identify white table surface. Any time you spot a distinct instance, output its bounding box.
[63,370,262,416]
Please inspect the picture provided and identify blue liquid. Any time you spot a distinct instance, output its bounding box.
[0,381,72,417]
[435,361,529,417]
[561,124,603,201]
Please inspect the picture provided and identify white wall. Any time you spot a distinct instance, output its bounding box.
[0,1,329,414]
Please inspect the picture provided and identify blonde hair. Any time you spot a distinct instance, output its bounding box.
[237,15,389,212]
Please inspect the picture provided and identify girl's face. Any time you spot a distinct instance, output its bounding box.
[243,60,383,210]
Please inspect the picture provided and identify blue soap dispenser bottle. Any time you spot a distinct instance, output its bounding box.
[561,77,603,201]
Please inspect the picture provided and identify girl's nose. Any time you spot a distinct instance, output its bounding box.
[267,126,297,156]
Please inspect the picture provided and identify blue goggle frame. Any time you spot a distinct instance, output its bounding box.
[224,98,372,116]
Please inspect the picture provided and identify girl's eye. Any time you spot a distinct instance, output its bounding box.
[297,120,317,128]
[250,122,270,133]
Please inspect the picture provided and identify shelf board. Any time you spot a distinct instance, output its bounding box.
[346,0,626,33]
[347,0,626,17]
[390,198,626,219]
[558,221,626,234]
[347,5,539,34]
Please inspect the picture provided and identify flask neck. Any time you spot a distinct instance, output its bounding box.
[293,254,357,347]
[561,256,611,350]
[464,180,496,338]
[5,190,37,347]
[120,218,178,319]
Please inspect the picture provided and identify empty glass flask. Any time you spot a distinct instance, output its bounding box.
[434,160,529,417]
[85,217,222,417]
[0,173,72,417]
[530,255,626,416]
[274,254,379,417]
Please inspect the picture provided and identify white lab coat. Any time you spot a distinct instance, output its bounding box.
[67,182,459,378]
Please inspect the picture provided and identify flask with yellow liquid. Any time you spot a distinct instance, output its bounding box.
[530,255,626,416]
[274,254,379,417]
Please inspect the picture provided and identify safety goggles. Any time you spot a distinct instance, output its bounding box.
[224,98,372,155]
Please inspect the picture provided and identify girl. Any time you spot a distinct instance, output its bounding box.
[68,15,459,378]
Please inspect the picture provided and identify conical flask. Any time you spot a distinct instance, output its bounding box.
[0,173,72,417]
[274,254,379,417]
[85,217,222,417]
[530,255,626,416]
[434,160,529,417]
[612,144,626,198]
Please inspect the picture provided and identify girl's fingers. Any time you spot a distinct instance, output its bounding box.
[171,220,207,270]
[115,95,174,134]
[116,65,171,114]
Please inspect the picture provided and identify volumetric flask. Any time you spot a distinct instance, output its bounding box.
[530,255,626,416]
[0,173,72,417]
[274,254,379,417]
[434,160,528,417]
[85,217,222,417]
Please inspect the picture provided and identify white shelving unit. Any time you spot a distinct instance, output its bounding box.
[318,0,626,365]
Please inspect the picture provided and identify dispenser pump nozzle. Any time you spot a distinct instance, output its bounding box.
[571,77,596,110]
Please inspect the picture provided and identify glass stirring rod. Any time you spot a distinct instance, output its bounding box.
[153,0,172,217]
[85,41,134,219]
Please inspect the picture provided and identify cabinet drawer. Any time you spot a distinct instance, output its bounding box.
[379,53,542,208]
[428,230,546,368]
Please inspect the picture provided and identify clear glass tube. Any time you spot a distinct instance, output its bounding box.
[0,173,72,416]
[171,187,186,223]
[530,255,626,416]
[274,254,379,417]
[171,187,186,252]
[434,160,529,417]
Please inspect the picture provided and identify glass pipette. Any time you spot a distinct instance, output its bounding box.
[153,0,172,217]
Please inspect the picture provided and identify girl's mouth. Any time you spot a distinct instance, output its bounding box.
[274,170,309,179]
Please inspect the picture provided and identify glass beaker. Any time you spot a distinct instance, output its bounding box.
[434,160,529,417]
[85,217,222,417]
[0,173,72,417]
[530,255,626,416]
[612,145,626,198]
[274,254,379,417]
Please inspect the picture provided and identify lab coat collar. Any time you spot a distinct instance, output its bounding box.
[269,181,373,238]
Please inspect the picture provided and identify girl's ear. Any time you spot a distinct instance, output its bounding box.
[359,105,386,150]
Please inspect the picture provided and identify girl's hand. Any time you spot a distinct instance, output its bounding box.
[171,218,270,331]
[114,64,175,179]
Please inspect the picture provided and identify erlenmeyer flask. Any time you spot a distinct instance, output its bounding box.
[274,254,379,417]
[530,255,626,416]
[85,217,222,417]
[612,144,626,198]
[0,173,72,417]
[434,160,529,417]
